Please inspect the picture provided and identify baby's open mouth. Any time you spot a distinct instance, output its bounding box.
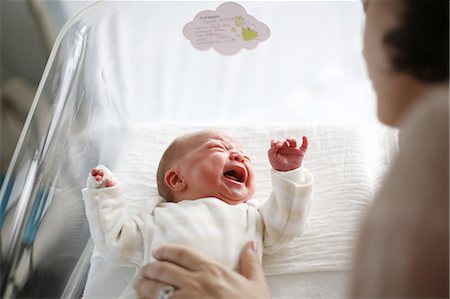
[223,166,246,183]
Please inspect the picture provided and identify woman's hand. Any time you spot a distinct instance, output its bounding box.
[134,241,270,299]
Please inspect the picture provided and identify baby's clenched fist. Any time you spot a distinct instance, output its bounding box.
[268,136,308,171]
[86,165,117,189]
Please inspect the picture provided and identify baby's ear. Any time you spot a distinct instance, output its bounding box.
[164,169,187,193]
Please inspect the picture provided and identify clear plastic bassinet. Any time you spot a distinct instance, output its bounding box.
[0,1,373,298]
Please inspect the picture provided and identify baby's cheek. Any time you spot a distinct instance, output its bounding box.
[194,165,220,189]
[247,180,256,198]
[246,168,256,198]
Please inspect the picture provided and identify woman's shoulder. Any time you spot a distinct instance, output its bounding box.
[400,87,448,150]
[392,87,448,200]
[372,87,449,209]
[352,87,449,296]
[407,87,448,127]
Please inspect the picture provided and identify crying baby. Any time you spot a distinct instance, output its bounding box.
[82,129,313,299]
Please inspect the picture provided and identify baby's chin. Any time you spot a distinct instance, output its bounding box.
[217,191,253,205]
[220,184,255,204]
[219,197,248,205]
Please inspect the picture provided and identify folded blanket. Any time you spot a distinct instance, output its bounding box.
[82,123,391,298]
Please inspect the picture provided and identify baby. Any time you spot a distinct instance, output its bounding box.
[82,129,313,298]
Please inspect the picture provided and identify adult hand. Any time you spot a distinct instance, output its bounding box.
[134,241,270,299]
[268,136,308,171]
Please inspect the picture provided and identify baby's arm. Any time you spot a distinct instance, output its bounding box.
[82,165,147,267]
[260,137,313,254]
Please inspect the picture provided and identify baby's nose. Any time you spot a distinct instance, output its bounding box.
[230,152,245,162]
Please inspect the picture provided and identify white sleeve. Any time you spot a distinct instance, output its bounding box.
[259,167,313,254]
[82,185,150,267]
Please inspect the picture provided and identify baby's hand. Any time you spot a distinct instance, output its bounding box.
[86,165,117,189]
[268,136,308,171]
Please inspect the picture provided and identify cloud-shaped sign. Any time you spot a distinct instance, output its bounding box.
[183,2,270,55]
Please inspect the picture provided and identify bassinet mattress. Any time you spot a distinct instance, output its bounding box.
[82,123,391,298]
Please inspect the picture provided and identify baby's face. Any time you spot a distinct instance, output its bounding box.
[175,130,255,205]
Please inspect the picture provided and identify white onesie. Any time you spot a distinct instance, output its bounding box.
[82,167,313,298]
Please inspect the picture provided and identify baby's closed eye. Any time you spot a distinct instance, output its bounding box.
[208,142,227,150]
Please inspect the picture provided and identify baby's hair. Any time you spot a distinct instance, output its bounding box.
[156,137,187,201]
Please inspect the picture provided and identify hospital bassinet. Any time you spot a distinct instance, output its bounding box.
[0,1,377,298]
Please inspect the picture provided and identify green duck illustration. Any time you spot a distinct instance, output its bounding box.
[234,16,258,41]
[241,27,258,41]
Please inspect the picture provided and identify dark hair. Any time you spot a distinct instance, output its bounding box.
[384,0,449,82]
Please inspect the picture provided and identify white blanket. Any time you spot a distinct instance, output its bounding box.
[82,123,392,298]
